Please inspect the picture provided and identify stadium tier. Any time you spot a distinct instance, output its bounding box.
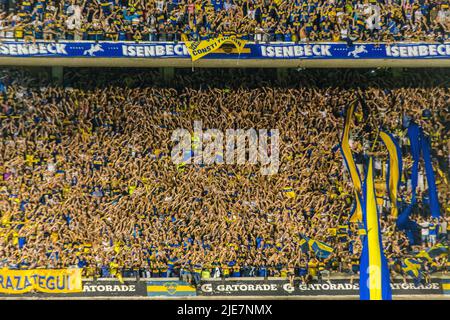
[0,1,448,42]
[0,0,448,302]
[0,68,448,291]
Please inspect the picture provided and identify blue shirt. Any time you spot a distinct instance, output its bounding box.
[212,0,223,11]
[429,223,438,236]
[257,267,267,277]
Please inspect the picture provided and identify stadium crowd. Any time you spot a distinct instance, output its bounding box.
[0,0,448,42]
[0,68,448,285]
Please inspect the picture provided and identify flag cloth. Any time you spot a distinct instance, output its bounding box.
[417,243,449,261]
[395,123,422,244]
[379,131,402,218]
[401,258,423,285]
[415,249,432,263]
[428,243,448,258]
[359,158,392,300]
[396,123,419,236]
[309,239,334,259]
[340,100,363,222]
[420,133,440,218]
[406,122,421,209]
[301,234,333,259]
[298,237,309,254]
[182,34,247,61]
[402,123,440,219]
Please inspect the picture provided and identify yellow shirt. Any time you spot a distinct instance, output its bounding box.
[51,232,58,243]
[328,228,337,236]
[308,261,318,276]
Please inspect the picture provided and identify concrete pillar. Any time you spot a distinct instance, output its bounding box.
[160,67,175,84]
[51,66,64,84]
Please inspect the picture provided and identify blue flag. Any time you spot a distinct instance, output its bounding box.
[401,123,440,221]
[420,134,440,218]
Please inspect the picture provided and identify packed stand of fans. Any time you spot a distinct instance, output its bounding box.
[0,0,449,42]
[0,68,448,285]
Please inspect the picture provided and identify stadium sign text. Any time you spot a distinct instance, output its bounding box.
[0,43,68,56]
[82,283,137,292]
[0,41,448,60]
[386,44,450,58]
[261,44,332,58]
[122,44,189,57]
[198,279,446,296]
[200,283,279,293]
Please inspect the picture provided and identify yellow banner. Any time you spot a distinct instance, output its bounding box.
[379,132,401,218]
[341,100,363,222]
[182,35,247,62]
[365,158,383,300]
[0,269,82,294]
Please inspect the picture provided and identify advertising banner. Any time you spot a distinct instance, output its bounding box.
[444,279,450,296]
[147,280,197,297]
[198,278,445,296]
[0,277,446,297]
[183,35,247,61]
[0,41,448,60]
[0,268,82,294]
[0,279,147,297]
[75,280,147,297]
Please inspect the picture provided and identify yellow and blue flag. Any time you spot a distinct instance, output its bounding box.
[301,234,333,259]
[415,249,432,263]
[401,258,423,284]
[298,236,309,254]
[379,131,402,218]
[340,101,363,222]
[427,243,448,259]
[309,239,333,259]
[359,158,392,300]
[416,243,448,262]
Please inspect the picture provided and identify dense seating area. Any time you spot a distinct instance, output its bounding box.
[0,1,448,42]
[0,68,448,284]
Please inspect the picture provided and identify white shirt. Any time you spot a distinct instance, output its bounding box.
[247,9,255,20]
[156,0,165,11]
[437,10,448,22]
[363,5,372,15]
[47,161,56,173]
[68,5,82,18]
[440,221,447,234]
[375,159,382,170]
[419,222,429,236]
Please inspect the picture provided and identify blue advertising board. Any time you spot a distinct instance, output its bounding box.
[0,41,449,60]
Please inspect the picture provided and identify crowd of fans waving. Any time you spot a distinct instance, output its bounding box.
[0,68,448,284]
[0,0,449,42]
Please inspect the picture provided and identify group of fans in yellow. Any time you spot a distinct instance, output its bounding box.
[0,67,448,290]
[0,0,448,42]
